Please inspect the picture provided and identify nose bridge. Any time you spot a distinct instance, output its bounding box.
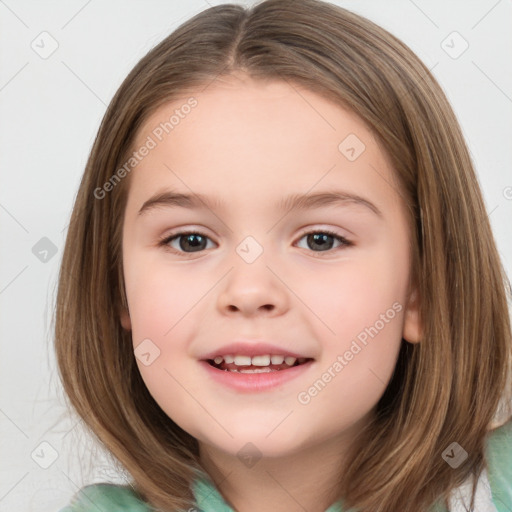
[229,233,273,290]
[234,234,266,266]
[217,232,289,316]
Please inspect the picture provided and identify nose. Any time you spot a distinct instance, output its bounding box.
[216,259,289,317]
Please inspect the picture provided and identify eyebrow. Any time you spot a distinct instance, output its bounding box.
[137,189,383,218]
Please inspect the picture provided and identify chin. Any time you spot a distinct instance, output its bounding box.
[220,429,306,459]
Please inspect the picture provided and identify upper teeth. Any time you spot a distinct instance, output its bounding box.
[213,355,306,366]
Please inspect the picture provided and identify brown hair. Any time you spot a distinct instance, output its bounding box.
[54,0,512,510]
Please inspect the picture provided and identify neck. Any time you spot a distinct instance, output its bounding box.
[197,418,371,512]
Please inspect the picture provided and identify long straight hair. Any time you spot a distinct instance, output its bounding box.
[54,1,512,510]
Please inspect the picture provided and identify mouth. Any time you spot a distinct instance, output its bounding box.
[205,355,314,373]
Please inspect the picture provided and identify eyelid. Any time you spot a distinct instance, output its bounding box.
[159,225,214,241]
[158,228,214,245]
[295,225,348,239]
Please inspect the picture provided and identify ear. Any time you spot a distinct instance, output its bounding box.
[402,285,422,343]
[120,306,132,331]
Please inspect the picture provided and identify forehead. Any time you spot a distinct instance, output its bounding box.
[133,74,373,154]
[126,75,402,215]
[136,74,328,137]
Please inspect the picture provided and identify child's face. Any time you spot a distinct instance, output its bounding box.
[120,74,420,463]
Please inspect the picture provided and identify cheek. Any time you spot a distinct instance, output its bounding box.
[126,265,206,419]
[125,260,211,385]
[295,246,408,409]
[298,251,407,342]
[297,260,405,424]
[126,260,205,342]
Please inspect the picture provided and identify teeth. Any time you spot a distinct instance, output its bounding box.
[251,355,270,366]
[211,354,306,367]
[233,355,252,366]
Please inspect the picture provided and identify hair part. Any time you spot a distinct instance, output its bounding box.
[54,1,512,510]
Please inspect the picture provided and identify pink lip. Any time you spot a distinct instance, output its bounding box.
[199,359,315,393]
[200,341,312,360]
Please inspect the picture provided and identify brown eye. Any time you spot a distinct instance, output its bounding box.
[296,230,352,253]
[160,231,214,253]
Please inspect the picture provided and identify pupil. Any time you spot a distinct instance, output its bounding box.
[180,234,206,252]
[308,233,333,251]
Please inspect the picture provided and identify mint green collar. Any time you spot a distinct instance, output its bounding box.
[192,474,344,512]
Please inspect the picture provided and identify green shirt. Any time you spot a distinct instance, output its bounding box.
[58,419,512,512]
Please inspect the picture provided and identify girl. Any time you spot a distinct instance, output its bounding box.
[55,0,512,511]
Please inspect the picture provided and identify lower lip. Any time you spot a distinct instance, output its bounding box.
[199,360,315,393]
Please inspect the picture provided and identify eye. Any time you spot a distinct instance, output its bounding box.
[295,229,353,253]
[159,231,215,254]
[158,228,353,255]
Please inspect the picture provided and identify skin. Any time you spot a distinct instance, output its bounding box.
[120,72,421,512]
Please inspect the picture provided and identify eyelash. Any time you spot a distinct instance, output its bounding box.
[157,228,353,256]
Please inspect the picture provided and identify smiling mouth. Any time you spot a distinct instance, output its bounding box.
[206,357,314,373]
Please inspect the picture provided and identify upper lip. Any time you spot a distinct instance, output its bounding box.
[200,341,313,360]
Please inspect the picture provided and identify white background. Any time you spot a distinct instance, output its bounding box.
[0,1,511,511]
